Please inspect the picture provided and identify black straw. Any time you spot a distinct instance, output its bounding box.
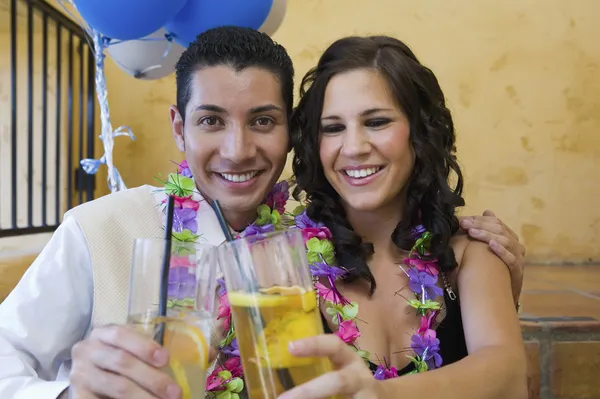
[155,195,175,345]
[211,200,295,391]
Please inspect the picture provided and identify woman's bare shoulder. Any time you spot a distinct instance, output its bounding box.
[450,232,471,267]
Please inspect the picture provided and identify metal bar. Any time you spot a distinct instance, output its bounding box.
[67,32,73,211]
[78,38,84,205]
[42,12,48,225]
[27,0,87,37]
[86,46,95,202]
[10,0,18,229]
[55,24,62,224]
[26,0,34,227]
[0,226,59,238]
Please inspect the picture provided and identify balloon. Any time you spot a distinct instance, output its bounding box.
[259,0,287,36]
[73,0,187,41]
[106,29,185,80]
[166,0,274,47]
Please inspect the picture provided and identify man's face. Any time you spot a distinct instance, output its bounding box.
[170,66,289,224]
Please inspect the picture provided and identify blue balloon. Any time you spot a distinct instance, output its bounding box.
[74,0,188,41]
[165,0,274,47]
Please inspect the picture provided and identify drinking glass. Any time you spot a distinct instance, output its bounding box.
[127,238,218,399]
[218,229,333,399]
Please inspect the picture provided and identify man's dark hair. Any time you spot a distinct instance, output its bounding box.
[175,26,294,121]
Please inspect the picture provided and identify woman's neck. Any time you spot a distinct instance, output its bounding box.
[344,200,405,252]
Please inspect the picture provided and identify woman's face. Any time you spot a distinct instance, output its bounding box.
[319,68,415,213]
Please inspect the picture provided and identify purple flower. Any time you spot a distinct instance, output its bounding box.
[374,365,399,380]
[178,160,193,178]
[216,278,227,296]
[242,223,275,237]
[295,210,322,229]
[407,268,443,300]
[310,262,347,279]
[173,208,197,233]
[168,267,197,300]
[410,334,442,370]
[411,224,426,238]
[221,337,240,357]
[264,181,289,213]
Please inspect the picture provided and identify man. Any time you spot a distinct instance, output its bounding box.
[0,27,525,399]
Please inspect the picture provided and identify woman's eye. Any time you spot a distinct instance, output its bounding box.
[321,124,345,134]
[365,118,390,128]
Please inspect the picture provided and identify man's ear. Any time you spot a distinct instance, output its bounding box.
[170,105,185,152]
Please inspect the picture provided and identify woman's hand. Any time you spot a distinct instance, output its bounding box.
[459,210,526,304]
[278,335,378,399]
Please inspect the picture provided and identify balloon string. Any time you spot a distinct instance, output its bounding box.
[84,31,135,193]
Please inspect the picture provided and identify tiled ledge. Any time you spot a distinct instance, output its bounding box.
[520,265,600,399]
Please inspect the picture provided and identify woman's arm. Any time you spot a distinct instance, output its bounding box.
[375,240,528,398]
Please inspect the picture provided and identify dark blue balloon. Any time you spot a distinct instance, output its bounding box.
[165,0,274,47]
[74,0,188,41]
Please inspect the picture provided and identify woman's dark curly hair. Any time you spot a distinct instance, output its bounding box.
[291,36,465,295]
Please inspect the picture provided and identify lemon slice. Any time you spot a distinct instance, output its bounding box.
[260,285,305,295]
[256,309,322,368]
[162,319,209,368]
[228,286,316,311]
[169,358,190,399]
[156,318,209,399]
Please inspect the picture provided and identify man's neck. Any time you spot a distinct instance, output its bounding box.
[223,209,258,232]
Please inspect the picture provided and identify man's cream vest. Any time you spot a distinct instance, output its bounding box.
[65,185,163,327]
[65,185,226,327]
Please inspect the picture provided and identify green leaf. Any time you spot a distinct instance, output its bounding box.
[270,209,281,226]
[219,328,236,347]
[216,391,232,399]
[292,205,306,216]
[227,378,244,393]
[166,173,195,197]
[407,355,428,373]
[407,299,441,312]
[256,204,271,225]
[305,238,335,265]
[172,229,200,243]
[341,302,359,320]
[217,370,232,381]
[167,298,195,310]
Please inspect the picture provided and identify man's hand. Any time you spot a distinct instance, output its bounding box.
[69,325,181,399]
[459,210,526,304]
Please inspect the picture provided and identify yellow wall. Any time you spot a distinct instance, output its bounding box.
[46,0,600,263]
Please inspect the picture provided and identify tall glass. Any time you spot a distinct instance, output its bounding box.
[218,230,333,399]
[127,238,218,399]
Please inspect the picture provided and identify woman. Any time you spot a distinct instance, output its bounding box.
[283,36,528,398]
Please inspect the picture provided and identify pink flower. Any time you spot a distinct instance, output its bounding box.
[417,311,438,340]
[404,257,438,276]
[205,356,244,391]
[162,195,200,211]
[335,320,360,344]
[206,369,225,391]
[264,181,289,213]
[170,256,192,268]
[301,227,332,243]
[223,357,243,378]
[315,282,342,304]
[217,294,231,331]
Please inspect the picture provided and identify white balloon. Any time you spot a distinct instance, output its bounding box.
[259,0,287,36]
[106,28,185,80]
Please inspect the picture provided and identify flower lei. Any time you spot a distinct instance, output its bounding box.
[159,160,445,398]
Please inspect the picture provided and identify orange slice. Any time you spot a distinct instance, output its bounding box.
[162,319,209,368]
[158,319,209,399]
